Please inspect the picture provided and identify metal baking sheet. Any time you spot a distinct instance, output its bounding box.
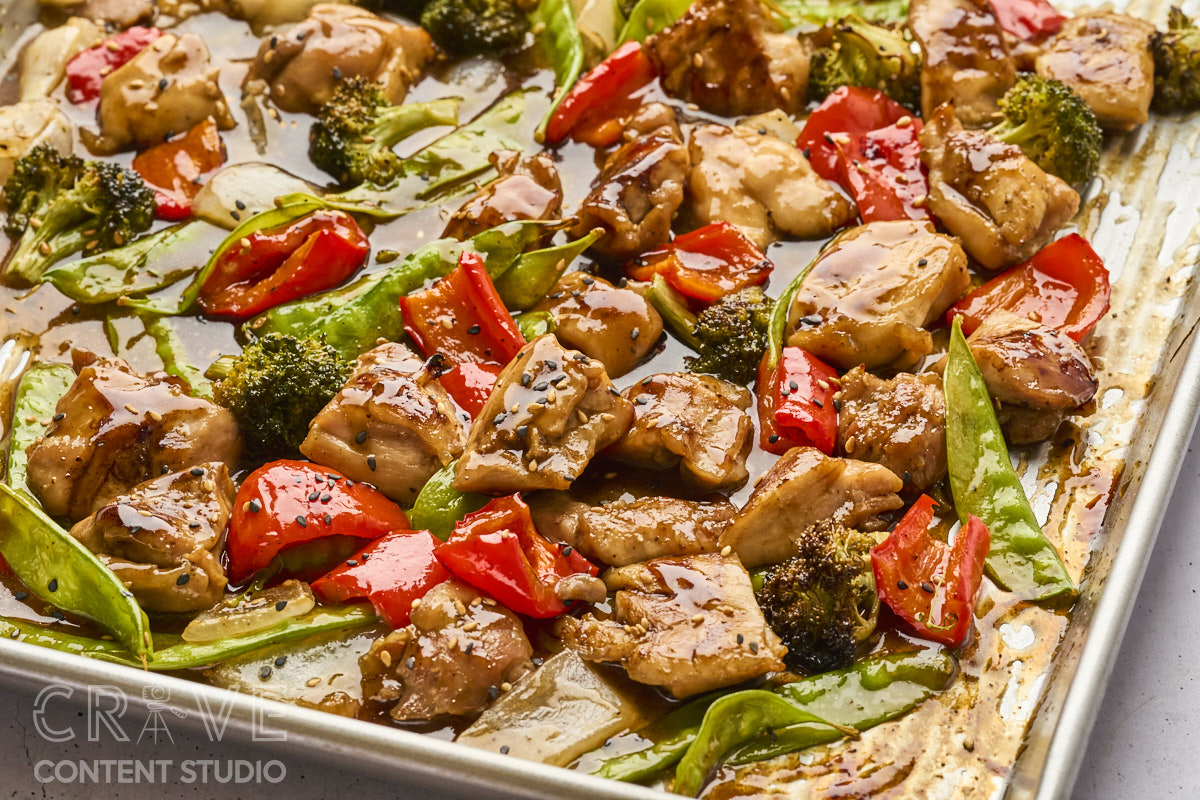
[1,0,1199,797]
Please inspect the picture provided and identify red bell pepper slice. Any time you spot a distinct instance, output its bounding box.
[834,121,931,224]
[435,495,598,619]
[312,530,449,628]
[871,496,991,648]
[627,223,773,303]
[66,26,162,104]
[756,348,839,456]
[946,233,1110,341]
[797,87,913,182]
[131,118,227,220]
[988,0,1066,40]
[198,210,369,319]
[227,460,411,585]
[400,251,525,415]
[544,41,659,147]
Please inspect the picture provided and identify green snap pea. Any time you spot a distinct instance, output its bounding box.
[409,460,488,541]
[7,363,75,500]
[531,0,585,140]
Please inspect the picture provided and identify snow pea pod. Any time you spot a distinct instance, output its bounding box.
[770,0,910,27]
[7,362,75,500]
[516,310,556,340]
[618,0,694,44]
[0,603,376,670]
[248,220,562,360]
[531,0,585,140]
[141,315,212,399]
[944,317,1077,603]
[409,460,488,541]
[494,227,604,310]
[0,484,152,657]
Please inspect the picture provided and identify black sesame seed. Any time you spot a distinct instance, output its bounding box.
[780,387,790,397]
[47,579,57,593]
[832,398,842,412]
[921,582,935,594]
[521,373,531,387]
[308,491,321,501]
[13,592,28,601]
[275,600,288,611]
[516,425,529,437]
[367,455,377,471]
[270,36,278,48]
[177,573,190,586]
[571,290,581,298]
[190,467,206,477]
[52,412,65,422]
[812,399,823,408]
[531,657,544,667]
[235,200,246,211]
[464,642,474,655]
[545,360,558,370]
[188,521,201,530]
[405,656,416,670]
[295,515,308,528]
[487,685,499,700]
[355,430,367,444]
[321,493,332,503]
[582,276,594,285]
[231,211,241,221]
[918,258,928,267]
[749,641,759,654]
[789,380,799,392]
[534,381,550,392]
[158,78,169,91]
[332,66,342,79]
[636,396,648,405]
[275,656,287,668]
[324,513,333,525]
[897,580,909,590]
[467,324,482,335]
[768,434,780,444]
[736,633,744,645]
[494,412,507,425]
[248,499,261,513]
[500,746,510,755]
[161,465,171,474]
[259,666,272,680]
[346,560,358,567]
[51,610,65,621]
[552,375,567,386]
[562,546,573,556]
[631,328,640,340]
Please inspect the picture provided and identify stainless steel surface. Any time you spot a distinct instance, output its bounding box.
[2,0,1200,797]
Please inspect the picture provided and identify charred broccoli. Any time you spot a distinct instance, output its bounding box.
[808,16,921,109]
[686,286,773,384]
[2,143,155,285]
[756,522,880,674]
[420,0,529,56]
[213,333,349,458]
[987,73,1102,186]
[310,76,460,186]
[1150,7,1200,113]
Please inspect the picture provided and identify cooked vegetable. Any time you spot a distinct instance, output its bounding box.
[987,0,1065,41]
[494,228,603,311]
[544,41,658,146]
[0,483,152,658]
[531,0,586,138]
[131,118,227,220]
[212,333,349,457]
[2,144,156,284]
[226,460,411,584]
[309,77,460,186]
[871,495,991,647]
[409,460,488,541]
[685,287,772,384]
[832,119,931,223]
[944,317,1078,603]
[631,223,774,304]
[617,0,694,43]
[756,522,879,673]
[987,73,1103,186]
[947,233,1111,342]
[770,0,910,26]
[64,26,161,104]
[421,0,529,55]
[755,346,840,456]
[7,363,75,500]
[141,314,212,399]
[808,15,920,109]
[796,86,913,181]
[1150,7,1200,113]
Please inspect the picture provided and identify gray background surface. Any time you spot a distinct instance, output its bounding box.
[2,441,1198,800]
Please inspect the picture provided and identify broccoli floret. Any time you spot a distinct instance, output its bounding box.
[808,16,921,109]
[420,0,529,56]
[2,144,155,285]
[213,333,349,458]
[756,522,880,674]
[309,76,459,186]
[1150,7,1200,113]
[987,73,1102,186]
[685,287,773,384]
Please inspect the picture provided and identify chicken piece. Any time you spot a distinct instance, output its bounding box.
[909,0,1016,127]
[966,310,1098,444]
[453,335,633,494]
[720,447,903,567]
[838,366,946,492]
[644,0,809,117]
[528,492,733,567]
[687,124,857,250]
[25,355,244,521]
[572,110,689,261]
[608,373,754,492]
[68,463,234,613]
[920,103,1080,271]
[0,100,73,185]
[442,151,563,241]
[77,0,156,27]
[300,343,466,504]
[532,273,662,378]
[248,4,434,114]
[19,17,104,101]
[94,33,235,154]
[1035,12,1155,130]
[559,554,786,698]
[359,580,533,722]
[786,220,969,371]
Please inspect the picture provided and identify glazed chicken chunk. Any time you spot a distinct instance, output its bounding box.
[94,33,235,153]
[965,310,1099,444]
[559,554,786,698]
[528,493,733,567]
[838,366,947,492]
[720,447,904,567]
[608,373,754,492]
[360,580,534,722]
[301,343,466,504]
[26,355,243,521]
[909,0,1016,127]
[1036,12,1156,130]
[786,220,969,371]
[644,0,809,117]
[0,99,73,184]
[248,4,434,114]
[532,272,663,378]
[920,103,1080,271]
[453,335,633,494]
[687,123,857,249]
[68,463,234,614]
[442,151,563,242]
